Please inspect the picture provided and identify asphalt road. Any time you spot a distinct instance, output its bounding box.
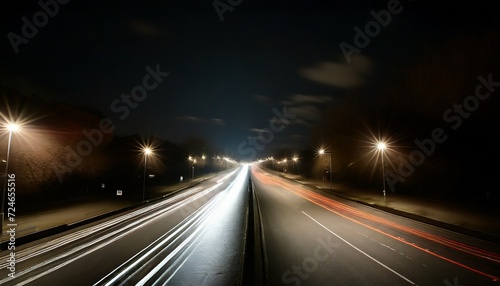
[251,166,500,286]
[0,166,250,285]
[1,165,499,285]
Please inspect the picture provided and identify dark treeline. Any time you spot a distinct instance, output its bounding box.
[270,32,500,207]
[0,89,230,211]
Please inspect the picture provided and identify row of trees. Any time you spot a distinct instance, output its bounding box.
[271,32,499,205]
[0,88,230,211]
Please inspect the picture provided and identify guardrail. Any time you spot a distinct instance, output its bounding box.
[241,176,268,286]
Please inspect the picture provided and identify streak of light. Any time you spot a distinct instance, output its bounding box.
[97,165,249,285]
[252,168,500,281]
[154,165,249,285]
[303,211,417,285]
[0,170,239,285]
[100,184,224,285]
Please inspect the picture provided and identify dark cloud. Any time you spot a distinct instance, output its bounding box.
[281,94,333,128]
[176,116,201,122]
[211,118,226,126]
[177,115,226,126]
[249,128,266,133]
[283,94,333,105]
[299,55,373,88]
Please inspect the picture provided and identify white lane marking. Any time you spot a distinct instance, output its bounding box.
[98,191,222,286]
[99,167,248,285]
[0,169,239,268]
[302,211,417,285]
[0,183,222,285]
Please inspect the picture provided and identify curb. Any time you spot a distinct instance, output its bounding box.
[249,177,269,285]
[331,192,500,245]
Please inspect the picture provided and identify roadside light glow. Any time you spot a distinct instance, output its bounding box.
[202,155,206,160]
[144,147,153,155]
[375,141,388,206]
[7,123,20,132]
[376,142,387,151]
[316,147,333,190]
[293,157,298,162]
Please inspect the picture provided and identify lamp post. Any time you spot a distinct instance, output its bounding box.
[292,156,298,178]
[192,159,197,183]
[319,149,332,190]
[376,142,387,207]
[188,156,193,184]
[142,147,152,201]
[1,123,20,234]
[201,155,206,179]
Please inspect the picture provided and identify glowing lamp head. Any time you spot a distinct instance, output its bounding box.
[376,142,387,151]
[319,149,325,155]
[7,123,20,132]
[144,147,153,155]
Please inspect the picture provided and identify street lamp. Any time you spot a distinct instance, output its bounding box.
[318,148,332,190]
[292,156,298,177]
[188,156,194,184]
[376,142,387,207]
[1,123,20,234]
[201,155,206,179]
[142,147,153,201]
[192,159,197,183]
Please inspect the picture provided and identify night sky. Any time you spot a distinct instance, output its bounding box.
[1,0,499,159]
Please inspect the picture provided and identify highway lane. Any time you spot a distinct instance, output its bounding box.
[251,167,500,286]
[0,166,249,285]
[164,164,250,285]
